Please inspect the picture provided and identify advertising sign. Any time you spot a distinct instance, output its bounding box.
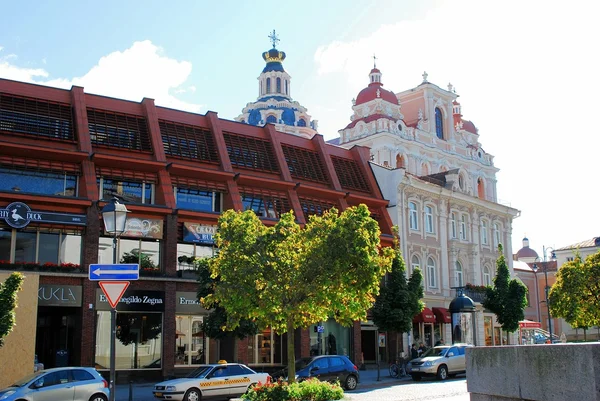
[183,223,217,244]
[105,217,163,239]
[1,201,87,229]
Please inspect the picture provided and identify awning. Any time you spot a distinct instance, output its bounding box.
[432,307,451,323]
[413,307,436,323]
[519,320,542,329]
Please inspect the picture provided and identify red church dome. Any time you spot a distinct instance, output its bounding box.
[355,68,399,106]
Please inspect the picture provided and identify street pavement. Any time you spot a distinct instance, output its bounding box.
[115,365,468,401]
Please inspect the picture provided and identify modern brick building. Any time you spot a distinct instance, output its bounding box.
[0,76,393,382]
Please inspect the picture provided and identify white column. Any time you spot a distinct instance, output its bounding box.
[439,200,450,298]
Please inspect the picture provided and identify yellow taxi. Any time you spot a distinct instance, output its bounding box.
[153,361,269,401]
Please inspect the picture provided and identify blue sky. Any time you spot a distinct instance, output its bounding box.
[1,0,599,257]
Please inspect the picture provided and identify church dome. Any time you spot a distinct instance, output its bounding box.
[355,68,398,106]
[262,48,286,73]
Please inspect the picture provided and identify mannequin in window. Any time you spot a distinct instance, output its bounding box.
[327,333,337,355]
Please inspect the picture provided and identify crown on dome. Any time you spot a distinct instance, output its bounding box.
[262,48,286,63]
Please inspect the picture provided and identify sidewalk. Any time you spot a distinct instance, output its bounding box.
[114,365,410,401]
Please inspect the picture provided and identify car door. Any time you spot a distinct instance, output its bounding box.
[445,347,461,373]
[308,357,330,381]
[70,369,100,401]
[328,357,347,383]
[202,366,231,398]
[226,364,254,397]
[30,370,75,401]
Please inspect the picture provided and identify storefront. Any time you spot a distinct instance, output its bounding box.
[483,314,509,345]
[412,307,436,347]
[95,289,165,370]
[36,284,83,369]
[519,320,543,345]
[432,307,451,344]
[175,292,209,367]
[311,319,352,357]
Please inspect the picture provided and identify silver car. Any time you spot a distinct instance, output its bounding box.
[407,344,472,381]
[0,367,109,401]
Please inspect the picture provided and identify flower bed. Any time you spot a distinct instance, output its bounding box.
[0,260,82,273]
[242,378,344,401]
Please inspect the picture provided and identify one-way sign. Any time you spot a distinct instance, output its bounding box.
[89,264,139,281]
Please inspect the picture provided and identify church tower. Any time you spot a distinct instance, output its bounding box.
[236,30,318,139]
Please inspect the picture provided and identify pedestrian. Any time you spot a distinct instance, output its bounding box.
[411,344,419,360]
[435,338,445,346]
[418,342,427,355]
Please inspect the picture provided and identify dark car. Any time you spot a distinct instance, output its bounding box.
[272,355,360,390]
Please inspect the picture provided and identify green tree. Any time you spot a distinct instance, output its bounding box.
[372,249,424,359]
[196,257,258,340]
[0,272,25,348]
[203,205,394,381]
[483,244,528,334]
[550,251,600,328]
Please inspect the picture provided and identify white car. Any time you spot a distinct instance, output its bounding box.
[153,361,269,401]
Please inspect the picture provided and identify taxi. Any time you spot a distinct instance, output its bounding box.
[153,361,269,401]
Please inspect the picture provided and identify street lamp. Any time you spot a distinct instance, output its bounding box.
[518,244,556,343]
[101,197,129,401]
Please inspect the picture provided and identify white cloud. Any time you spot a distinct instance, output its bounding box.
[0,40,203,113]
[310,0,600,254]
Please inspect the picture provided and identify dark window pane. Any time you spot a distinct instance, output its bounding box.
[176,187,220,213]
[0,167,77,197]
[38,233,59,264]
[15,231,36,262]
[0,229,11,261]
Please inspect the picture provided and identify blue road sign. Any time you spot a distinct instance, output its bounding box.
[89,264,139,281]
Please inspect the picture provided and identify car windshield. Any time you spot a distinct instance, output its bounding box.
[186,366,212,378]
[12,372,43,387]
[295,358,314,370]
[421,347,447,358]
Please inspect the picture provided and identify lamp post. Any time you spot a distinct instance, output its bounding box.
[101,197,129,401]
[519,245,555,343]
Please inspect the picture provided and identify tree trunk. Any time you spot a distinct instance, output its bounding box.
[287,319,296,382]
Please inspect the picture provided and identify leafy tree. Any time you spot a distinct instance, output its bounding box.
[550,251,600,329]
[203,205,394,381]
[372,248,424,358]
[196,257,258,340]
[0,272,25,348]
[483,244,528,334]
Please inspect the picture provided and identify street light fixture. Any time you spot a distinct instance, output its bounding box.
[518,245,556,344]
[101,197,129,401]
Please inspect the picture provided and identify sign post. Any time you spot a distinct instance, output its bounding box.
[89,263,138,401]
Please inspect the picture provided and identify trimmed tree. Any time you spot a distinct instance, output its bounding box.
[0,272,25,348]
[550,251,600,329]
[203,205,394,381]
[372,249,424,360]
[483,244,528,334]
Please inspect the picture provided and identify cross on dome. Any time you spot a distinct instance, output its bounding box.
[422,71,428,83]
[268,30,280,49]
[373,54,377,68]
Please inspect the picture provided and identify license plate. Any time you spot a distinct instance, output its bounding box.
[412,368,420,371]
[155,393,162,397]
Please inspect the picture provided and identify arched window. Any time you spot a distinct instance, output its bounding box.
[477,178,485,199]
[421,163,429,176]
[396,155,405,169]
[411,255,420,274]
[456,261,463,287]
[297,118,306,127]
[481,220,489,245]
[266,78,271,94]
[425,205,434,234]
[427,257,437,288]
[458,173,465,190]
[435,107,444,139]
[493,223,501,248]
[276,77,281,93]
[483,266,491,286]
[450,212,457,239]
[460,214,467,240]
[409,202,418,230]
[266,115,277,124]
[285,80,288,95]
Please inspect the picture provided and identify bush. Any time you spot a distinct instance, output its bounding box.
[242,378,343,401]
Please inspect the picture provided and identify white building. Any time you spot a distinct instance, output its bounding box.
[330,66,520,350]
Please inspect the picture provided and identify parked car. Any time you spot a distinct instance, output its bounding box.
[153,361,269,400]
[271,355,360,390]
[407,344,473,381]
[0,366,109,401]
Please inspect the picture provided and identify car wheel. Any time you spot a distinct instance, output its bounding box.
[437,365,448,380]
[184,387,202,401]
[89,394,107,401]
[345,374,358,390]
[411,374,422,381]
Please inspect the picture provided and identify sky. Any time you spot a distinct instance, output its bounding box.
[1,0,599,257]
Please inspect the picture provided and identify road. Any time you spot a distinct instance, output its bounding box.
[346,378,469,401]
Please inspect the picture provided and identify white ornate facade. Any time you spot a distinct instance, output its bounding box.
[331,67,521,349]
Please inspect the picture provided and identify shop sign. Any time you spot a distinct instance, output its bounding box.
[38,285,82,307]
[176,291,209,314]
[1,202,87,229]
[96,289,165,311]
[107,217,163,239]
[183,223,217,244]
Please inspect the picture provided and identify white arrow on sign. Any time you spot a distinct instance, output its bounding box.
[93,268,135,276]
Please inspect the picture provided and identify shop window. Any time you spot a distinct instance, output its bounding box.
[247,328,283,364]
[98,178,153,204]
[175,186,222,213]
[0,166,78,197]
[95,311,163,369]
[99,237,161,275]
[309,319,350,357]
[0,228,82,266]
[175,315,205,366]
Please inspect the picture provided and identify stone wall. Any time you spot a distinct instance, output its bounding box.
[0,272,39,389]
[467,343,600,401]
